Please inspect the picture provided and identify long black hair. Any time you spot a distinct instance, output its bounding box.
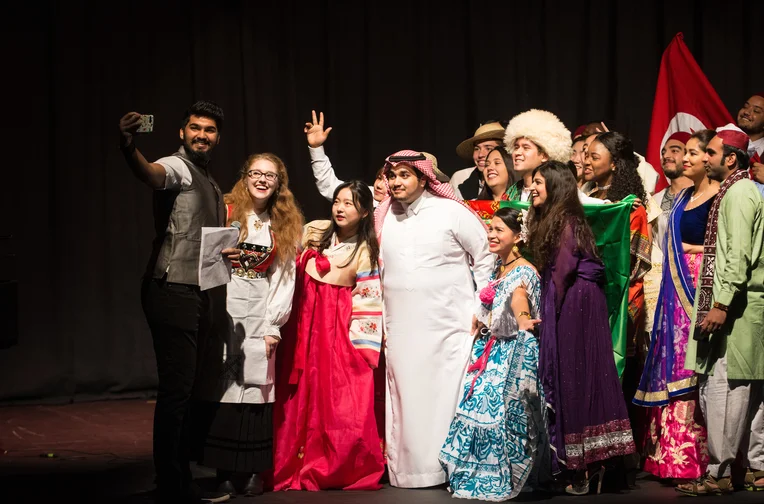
[477,147,516,200]
[528,160,598,269]
[593,131,647,203]
[309,180,379,269]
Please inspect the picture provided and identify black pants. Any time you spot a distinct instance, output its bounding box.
[141,277,212,499]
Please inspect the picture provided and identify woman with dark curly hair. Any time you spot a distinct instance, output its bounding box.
[528,160,635,495]
[584,132,653,481]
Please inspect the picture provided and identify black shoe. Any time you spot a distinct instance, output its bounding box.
[242,473,264,496]
[216,480,237,498]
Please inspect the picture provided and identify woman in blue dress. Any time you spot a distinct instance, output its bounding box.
[439,207,546,501]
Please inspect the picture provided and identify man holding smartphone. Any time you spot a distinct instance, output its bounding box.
[118,101,230,503]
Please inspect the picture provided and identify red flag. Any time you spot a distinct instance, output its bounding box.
[646,33,734,193]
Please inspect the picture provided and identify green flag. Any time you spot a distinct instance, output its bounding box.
[501,196,634,378]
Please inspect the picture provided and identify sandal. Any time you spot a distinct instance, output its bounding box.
[675,474,733,496]
[675,477,721,496]
[745,469,764,492]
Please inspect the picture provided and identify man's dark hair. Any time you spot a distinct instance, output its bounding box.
[722,144,749,171]
[181,100,225,132]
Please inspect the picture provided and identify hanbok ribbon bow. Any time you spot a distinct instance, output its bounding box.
[314,254,331,275]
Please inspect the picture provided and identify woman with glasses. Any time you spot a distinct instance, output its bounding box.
[195,153,303,497]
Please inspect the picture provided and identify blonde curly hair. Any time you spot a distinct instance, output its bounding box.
[224,153,303,265]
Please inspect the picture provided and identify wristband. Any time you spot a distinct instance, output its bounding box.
[712,302,728,312]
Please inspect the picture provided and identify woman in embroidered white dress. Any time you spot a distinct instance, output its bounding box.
[439,207,546,501]
[273,180,385,490]
[195,153,303,497]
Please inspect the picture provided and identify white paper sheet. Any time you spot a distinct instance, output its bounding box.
[198,227,240,291]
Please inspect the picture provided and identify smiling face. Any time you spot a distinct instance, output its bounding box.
[737,95,764,136]
[586,140,615,185]
[512,137,548,174]
[386,164,426,204]
[682,137,708,183]
[582,133,600,181]
[530,171,547,207]
[571,139,585,181]
[245,158,280,207]
[661,139,686,179]
[483,149,511,194]
[179,114,220,158]
[473,139,501,171]
[487,215,520,255]
[332,187,366,233]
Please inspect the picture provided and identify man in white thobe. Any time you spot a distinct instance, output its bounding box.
[374,150,493,488]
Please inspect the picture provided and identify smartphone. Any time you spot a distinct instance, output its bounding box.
[136,114,154,133]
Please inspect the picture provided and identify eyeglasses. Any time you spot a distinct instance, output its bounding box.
[246,170,278,182]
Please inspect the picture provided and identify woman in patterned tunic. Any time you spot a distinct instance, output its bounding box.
[439,207,546,501]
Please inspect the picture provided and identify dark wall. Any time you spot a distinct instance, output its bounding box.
[2,0,762,402]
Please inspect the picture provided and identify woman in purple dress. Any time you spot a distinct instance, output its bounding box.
[528,160,636,495]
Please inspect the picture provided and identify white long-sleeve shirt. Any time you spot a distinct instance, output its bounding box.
[309,146,377,206]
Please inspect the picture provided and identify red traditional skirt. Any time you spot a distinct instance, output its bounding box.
[273,274,384,491]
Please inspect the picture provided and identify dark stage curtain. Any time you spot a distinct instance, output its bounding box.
[2,0,762,402]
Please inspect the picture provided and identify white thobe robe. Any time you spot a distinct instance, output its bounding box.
[381,190,493,488]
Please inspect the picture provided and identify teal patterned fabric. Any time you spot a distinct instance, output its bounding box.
[439,265,547,501]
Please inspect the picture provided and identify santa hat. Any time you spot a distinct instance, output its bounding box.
[504,109,572,163]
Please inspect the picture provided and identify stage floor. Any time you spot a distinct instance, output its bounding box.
[0,399,759,503]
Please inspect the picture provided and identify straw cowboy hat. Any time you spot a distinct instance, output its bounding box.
[456,122,506,161]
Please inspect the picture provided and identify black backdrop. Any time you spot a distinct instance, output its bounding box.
[2,0,762,403]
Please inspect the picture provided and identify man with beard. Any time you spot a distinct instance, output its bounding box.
[643,132,693,337]
[736,92,764,195]
[375,151,492,488]
[118,101,230,503]
[651,132,693,254]
[682,125,764,495]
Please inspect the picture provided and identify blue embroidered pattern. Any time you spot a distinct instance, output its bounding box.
[439,265,547,501]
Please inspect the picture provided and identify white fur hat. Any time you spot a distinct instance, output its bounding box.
[504,109,572,163]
